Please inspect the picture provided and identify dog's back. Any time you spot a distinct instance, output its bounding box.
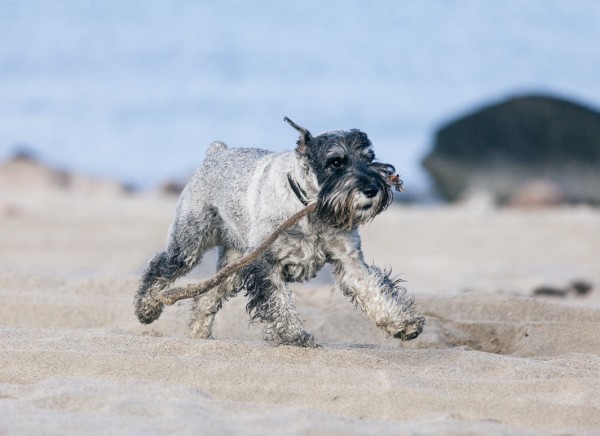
[174,142,302,251]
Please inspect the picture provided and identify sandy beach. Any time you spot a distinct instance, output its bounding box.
[1,174,599,435]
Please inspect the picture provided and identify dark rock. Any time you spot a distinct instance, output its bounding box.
[532,286,567,297]
[423,94,600,203]
[158,180,185,196]
[9,145,38,163]
[532,280,593,298]
[570,280,593,296]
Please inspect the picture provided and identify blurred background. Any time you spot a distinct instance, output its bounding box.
[1,0,600,200]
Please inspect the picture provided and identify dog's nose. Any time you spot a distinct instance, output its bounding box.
[362,186,378,198]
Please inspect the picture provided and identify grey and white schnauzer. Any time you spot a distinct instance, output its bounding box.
[134,118,424,347]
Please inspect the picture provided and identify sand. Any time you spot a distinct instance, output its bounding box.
[1,176,599,435]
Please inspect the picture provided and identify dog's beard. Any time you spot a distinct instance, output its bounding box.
[317,176,393,229]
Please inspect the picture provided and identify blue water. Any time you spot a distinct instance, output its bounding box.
[2,1,600,191]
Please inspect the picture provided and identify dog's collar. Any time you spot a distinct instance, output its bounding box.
[287,173,309,206]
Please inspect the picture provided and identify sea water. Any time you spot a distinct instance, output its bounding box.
[1,1,599,192]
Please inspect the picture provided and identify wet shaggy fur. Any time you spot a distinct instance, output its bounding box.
[134,119,424,346]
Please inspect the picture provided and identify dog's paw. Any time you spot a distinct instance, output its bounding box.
[296,332,318,348]
[388,316,425,341]
[189,325,214,340]
[134,294,164,324]
[270,330,318,348]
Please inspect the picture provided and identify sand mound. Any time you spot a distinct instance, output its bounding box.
[0,152,129,197]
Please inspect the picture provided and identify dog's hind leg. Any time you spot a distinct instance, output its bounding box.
[134,206,221,324]
[189,245,242,339]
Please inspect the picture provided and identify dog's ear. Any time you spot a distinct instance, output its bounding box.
[284,117,313,154]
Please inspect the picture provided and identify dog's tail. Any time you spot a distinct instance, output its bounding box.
[206,140,228,156]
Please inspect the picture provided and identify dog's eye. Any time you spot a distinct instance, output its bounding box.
[328,157,344,169]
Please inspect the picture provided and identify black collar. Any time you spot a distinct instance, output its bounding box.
[287,173,309,206]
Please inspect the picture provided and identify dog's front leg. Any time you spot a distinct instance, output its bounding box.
[261,282,316,347]
[242,258,316,347]
[328,235,425,341]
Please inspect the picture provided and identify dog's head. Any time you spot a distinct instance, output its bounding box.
[285,117,396,229]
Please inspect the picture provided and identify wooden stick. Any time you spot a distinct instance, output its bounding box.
[155,202,318,305]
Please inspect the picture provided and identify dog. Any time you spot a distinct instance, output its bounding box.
[134,118,424,347]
